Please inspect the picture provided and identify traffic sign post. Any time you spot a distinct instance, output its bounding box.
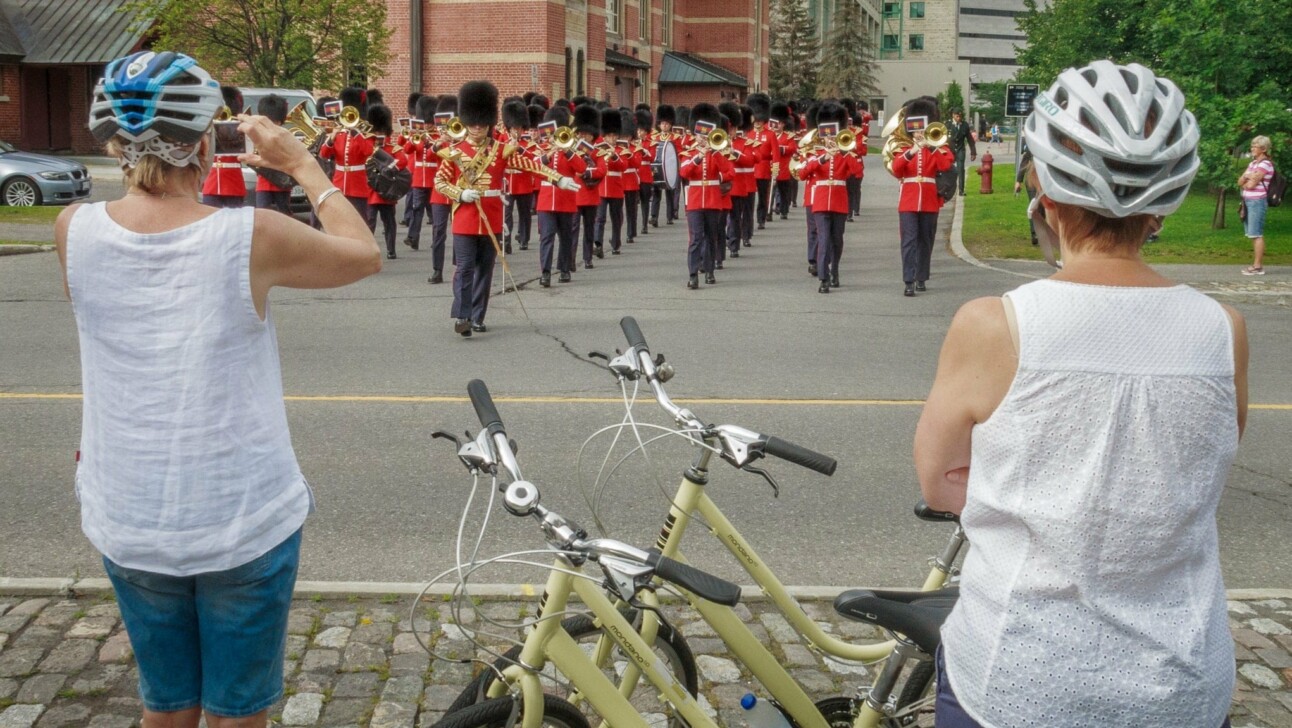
[1005,83,1040,170]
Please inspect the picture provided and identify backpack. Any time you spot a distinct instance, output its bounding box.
[1266,167,1287,207]
[365,147,412,202]
[935,168,957,202]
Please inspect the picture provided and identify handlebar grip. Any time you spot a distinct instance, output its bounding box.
[619,316,649,351]
[914,500,960,524]
[467,379,506,437]
[763,436,837,476]
[646,550,741,607]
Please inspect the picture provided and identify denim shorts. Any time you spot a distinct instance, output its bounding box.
[1244,197,1268,238]
[103,528,302,717]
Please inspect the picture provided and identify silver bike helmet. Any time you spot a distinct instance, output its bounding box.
[89,51,224,167]
[1024,60,1199,218]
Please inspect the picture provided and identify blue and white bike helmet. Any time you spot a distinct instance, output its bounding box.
[89,51,224,167]
[1024,61,1199,218]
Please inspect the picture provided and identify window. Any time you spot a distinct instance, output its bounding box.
[908,34,924,50]
[881,34,899,51]
[639,0,647,39]
[882,2,900,17]
[909,2,924,18]
[662,0,673,45]
[606,0,621,35]
[576,49,585,95]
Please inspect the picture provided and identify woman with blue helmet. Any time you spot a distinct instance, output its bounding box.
[58,51,380,727]
[916,61,1248,727]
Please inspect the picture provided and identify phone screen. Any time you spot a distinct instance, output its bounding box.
[213,121,249,156]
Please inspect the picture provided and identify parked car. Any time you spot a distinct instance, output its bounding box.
[0,140,91,206]
[228,88,318,216]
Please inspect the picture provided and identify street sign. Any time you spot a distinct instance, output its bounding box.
[1006,83,1040,118]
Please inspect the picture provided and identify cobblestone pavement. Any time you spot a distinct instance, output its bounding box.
[2,590,1292,727]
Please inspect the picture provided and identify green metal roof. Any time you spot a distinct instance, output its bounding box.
[658,51,747,87]
[0,0,149,65]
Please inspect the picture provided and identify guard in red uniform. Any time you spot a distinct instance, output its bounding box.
[798,104,862,293]
[745,93,779,229]
[201,85,246,208]
[593,108,629,255]
[719,102,756,259]
[679,104,734,289]
[501,100,536,254]
[434,81,580,336]
[319,86,375,218]
[403,96,439,269]
[365,105,408,260]
[426,98,459,282]
[633,109,654,237]
[619,110,643,246]
[649,104,681,226]
[794,104,821,277]
[889,98,954,297]
[571,105,607,268]
[534,109,587,286]
[769,102,797,220]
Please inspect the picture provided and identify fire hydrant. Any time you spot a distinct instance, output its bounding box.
[976,152,994,194]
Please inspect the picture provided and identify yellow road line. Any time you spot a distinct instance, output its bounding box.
[3,392,1291,409]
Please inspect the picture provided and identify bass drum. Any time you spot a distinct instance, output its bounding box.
[651,141,680,190]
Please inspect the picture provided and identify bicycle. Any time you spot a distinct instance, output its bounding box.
[451,318,966,728]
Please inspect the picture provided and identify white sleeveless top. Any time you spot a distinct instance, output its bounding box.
[66,202,311,577]
[941,279,1237,728]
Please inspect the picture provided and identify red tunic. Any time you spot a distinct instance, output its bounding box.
[201,154,246,198]
[678,148,735,211]
[729,139,757,197]
[367,142,409,206]
[890,145,954,213]
[752,127,778,181]
[536,150,587,214]
[773,132,797,182]
[575,151,607,208]
[800,152,861,214]
[596,143,628,199]
[319,130,375,198]
[621,147,642,193]
[435,139,565,235]
[402,138,440,190]
[638,141,655,186]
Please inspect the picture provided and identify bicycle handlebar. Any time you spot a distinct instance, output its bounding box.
[468,379,506,437]
[620,316,648,351]
[646,550,742,606]
[763,436,838,476]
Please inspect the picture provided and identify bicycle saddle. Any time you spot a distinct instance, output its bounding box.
[833,587,959,655]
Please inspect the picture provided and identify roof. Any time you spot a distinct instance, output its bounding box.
[0,11,22,60]
[658,51,747,87]
[605,48,651,70]
[0,0,149,65]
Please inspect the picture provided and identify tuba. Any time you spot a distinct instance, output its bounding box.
[882,109,913,174]
[215,106,234,122]
[284,102,324,152]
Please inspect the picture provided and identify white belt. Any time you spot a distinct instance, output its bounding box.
[481,189,502,198]
[212,162,241,169]
[337,164,366,172]
[415,161,437,168]
[691,180,721,187]
[605,171,622,177]
[540,181,555,187]
[815,180,846,186]
[505,169,521,175]
[901,176,935,184]
[735,167,754,173]
[625,168,639,175]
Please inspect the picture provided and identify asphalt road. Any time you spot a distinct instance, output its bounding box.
[4,160,1291,589]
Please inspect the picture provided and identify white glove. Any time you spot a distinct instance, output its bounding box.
[459,188,481,203]
[557,176,581,192]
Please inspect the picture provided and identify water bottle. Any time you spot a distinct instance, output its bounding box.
[740,693,792,728]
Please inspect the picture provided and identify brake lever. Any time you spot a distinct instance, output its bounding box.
[588,350,612,362]
[741,464,781,498]
[432,430,477,472]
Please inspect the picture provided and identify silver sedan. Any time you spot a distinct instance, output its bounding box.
[0,140,92,206]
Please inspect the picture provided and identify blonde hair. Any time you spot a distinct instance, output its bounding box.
[105,137,204,195]
[1252,135,1272,154]
[1027,165,1156,253]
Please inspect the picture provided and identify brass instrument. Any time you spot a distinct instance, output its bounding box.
[882,109,911,174]
[445,116,468,141]
[552,126,577,151]
[215,106,234,122]
[924,122,949,148]
[836,129,858,153]
[338,105,375,138]
[284,102,323,150]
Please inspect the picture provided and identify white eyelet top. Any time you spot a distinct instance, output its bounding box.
[941,279,1238,728]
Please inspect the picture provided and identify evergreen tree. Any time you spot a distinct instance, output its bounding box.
[768,0,819,100]
[815,0,880,100]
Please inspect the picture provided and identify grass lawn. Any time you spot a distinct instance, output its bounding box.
[960,163,1290,265]
[0,239,47,245]
[0,205,64,225]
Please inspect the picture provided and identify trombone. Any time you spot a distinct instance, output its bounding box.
[444,116,468,142]
[337,105,375,138]
[552,126,578,151]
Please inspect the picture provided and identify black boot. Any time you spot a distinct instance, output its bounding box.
[428,270,443,284]
[819,281,830,294]
[454,318,473,336]
[831,271,840,288]
[559,271,571,283]
[904,283,915,297]
[504,242,513,255]
[808,263,817,277]
[687,274,699,289]
[916,281,927,292]
[540,272,551,288]
[705,271,716,284]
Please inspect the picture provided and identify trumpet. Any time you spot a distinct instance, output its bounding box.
[923,122,949,148]
[338,105,375,138]
[835,129,858,153]
[552,126,577,151]
[445,116,467,141]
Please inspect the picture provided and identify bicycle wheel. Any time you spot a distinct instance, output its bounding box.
[448,608,698,728]
[812,660,935,728]
[432,694,591,728]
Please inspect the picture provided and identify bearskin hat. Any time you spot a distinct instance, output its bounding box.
[542,105,571,127]
[770,101,790,124]
[366,103,392,136]
[554,98,571,111]
[746,92,771,122]
[457,81,498,127]
[739,105,754,132]
[718,102,742,132]
[600,107,623,137]
[502,100,529,130]
[407,93,424,115]
[905,96,940,123]
[339,87,365,114]
[635,109,653,132]
[689,103,721,133]
[221,85,244,114]
[675,105,691,130]
[522,91,536,105]
[816,102,847,130]
[573,105,600,136]
[435,95,458,115]
[635,103,652,113]
[532,94,550,110]
[571,95,593,108]
[805,103,820,130]
[413,96,436,123]
[528,104,545,129]
[655,103,676,125]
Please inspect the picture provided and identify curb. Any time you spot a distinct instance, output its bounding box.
[947,192,1038,280]
[0,244,51,256]
[4,577,1291,603]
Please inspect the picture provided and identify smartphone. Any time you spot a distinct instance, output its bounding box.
[322,100,343,118]
[212,121,250,156]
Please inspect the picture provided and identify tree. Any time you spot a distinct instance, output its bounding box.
[815,0,880,100]
[969,80,1008,129]
[123,0,392,91]
[936,81,965,117]
[768,0,819,100]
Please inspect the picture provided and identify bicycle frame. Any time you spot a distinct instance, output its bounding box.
[483,552,718,728]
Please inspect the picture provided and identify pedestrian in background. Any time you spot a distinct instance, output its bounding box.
[947,109,977,196]
[1239,135,1274,276]
[917,61,1246,728]
[57,51,380,728]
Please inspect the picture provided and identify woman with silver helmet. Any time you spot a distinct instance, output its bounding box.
[915,61,1248,726]
[54,51,379,727]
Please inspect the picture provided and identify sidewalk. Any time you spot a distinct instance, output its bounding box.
[2,586,1291,727]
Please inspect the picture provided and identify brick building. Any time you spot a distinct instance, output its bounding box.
[374,0,770,110]
[0,1,148,153]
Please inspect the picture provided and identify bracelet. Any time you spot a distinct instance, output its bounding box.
[314,187,342,211]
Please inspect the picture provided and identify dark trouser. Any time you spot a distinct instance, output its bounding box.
[624,190,639,241]
[595,197,624,251]
[400,188,414,224]
[954,150,968,194]
[343,195,369,222]
[506,193,533,248]
[430,202,451,270]
[899,211,938,284]
[846,177,861,216]
[538,211,576,274]
[578,205,599,263]
[202,194,244,208]
[755,179,772,225]
[686,209,724,275]
[650,183,676,224]
[814,211,845,281]
[451,234,496,323]
[774,180,792,217]
[255,190,291,215]
[740,194,755,243]
[637,187,652,232]
[725,195,749,252]
[407,187,432,245]
[805,205,817,263]
[368,204,396,254]
[790,179,799,208]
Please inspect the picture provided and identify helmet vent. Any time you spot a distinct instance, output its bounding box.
[1119,68,1140,93]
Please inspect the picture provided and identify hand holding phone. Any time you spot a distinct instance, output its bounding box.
[213,121,252,156]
